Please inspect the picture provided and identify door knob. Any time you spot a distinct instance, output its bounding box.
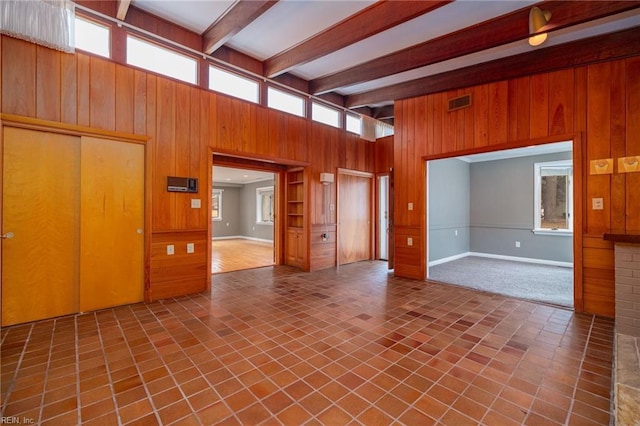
[1,232,14,239]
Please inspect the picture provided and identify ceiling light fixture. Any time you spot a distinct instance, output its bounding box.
[529,6,552,47]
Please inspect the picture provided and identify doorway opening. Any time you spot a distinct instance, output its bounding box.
[212,165,276,274]
[426,141,574,307]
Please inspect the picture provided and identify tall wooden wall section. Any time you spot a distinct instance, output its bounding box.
[0,36,375,300]
[394,58,640,317]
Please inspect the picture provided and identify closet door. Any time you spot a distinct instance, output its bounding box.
[80,137,144,311]
[2,128,80,326]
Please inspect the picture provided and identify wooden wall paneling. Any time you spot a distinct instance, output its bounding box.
[255,106,269,155]
[216,95,233,151]
[488,81,508,146]
[189,87,204,230]
[443,94,458,154]
[287,116,308,162]
[572,134,585,312]
[473,85,489,148]
[133,70,147,135]
[582,235,615,316]
[310,224,336,271]
[548,69,575,136]
[625,57,640,231]
[586,63,612,235]
[89,57,116,131]
[433,92,446,155]
[149,231,208,301]
[77,53,91,127]
[529,73,549,139]
[154,78,176,230]
[115,65,135,134]
[394,225,422,279]
[60,52,77,125]
[610,61,627,233]
[424,96,436,156]
[36,46,61,122]
[462,90,474,151]
[2,38,36,117]
[174,83,191,230]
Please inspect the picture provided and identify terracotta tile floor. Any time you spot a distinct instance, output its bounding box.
[1,261,614,425]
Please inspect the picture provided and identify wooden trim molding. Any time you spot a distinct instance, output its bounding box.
[1,114,149,144]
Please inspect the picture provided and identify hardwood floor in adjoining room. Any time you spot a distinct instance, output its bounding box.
[0,262,614,425]
[212,238,274,274]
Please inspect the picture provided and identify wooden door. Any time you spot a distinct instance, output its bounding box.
[80,137,144,311]
[338,171,372,265]
[2,128,80,326]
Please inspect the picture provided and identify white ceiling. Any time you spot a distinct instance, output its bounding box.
[456,141,572,163]
[213,166,275,185]
[130,0,640,109]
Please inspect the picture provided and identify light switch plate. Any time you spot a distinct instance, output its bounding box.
[408,202,414,211]
[186,243,194,254]
[407,237,413,246]
[167,245,174,255]
[191,199,201,208]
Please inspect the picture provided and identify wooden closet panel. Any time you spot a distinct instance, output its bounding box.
[2,128,80,326]
[80,137,144,312]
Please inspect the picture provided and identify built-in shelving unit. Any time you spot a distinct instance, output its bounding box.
[286,168,307,269]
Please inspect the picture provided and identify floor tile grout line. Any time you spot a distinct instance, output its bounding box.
[0,323,34,417]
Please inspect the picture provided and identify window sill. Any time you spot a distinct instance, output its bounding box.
[532,229,573,237]
[256,222,274,226]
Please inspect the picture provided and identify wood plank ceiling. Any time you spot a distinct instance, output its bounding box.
[118,0,640,121]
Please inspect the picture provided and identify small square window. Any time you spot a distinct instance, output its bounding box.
[533,160,573,234]
[256,186,274,224]
[212,189,223,221]
[267,87,305,117]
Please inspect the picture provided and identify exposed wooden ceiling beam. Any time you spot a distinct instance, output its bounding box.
[116,0,131,20]
[204,0,278,55]
[312,1,640,95]
[346,26,640,108]
[264,0,451,78]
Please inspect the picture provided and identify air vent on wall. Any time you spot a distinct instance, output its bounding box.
[448,94,472,112]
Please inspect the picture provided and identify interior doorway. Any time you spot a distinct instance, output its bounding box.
[211,165,276,274]
[378,175,389,260]
[426,141,575,307]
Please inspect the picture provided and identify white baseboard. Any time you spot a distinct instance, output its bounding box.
[429,251,572,268]
[428,252,471,267]
[468,252,573,268]
[212,236,273,244]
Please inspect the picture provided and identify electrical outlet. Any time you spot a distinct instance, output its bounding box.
[407,237,413,246]
[186,243,194,254]
[167,245,174,255]
[408,202,414,211]
[515,241,521,248]
[592,198,604,210]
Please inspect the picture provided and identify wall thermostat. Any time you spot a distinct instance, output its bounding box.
[167,176,198,193]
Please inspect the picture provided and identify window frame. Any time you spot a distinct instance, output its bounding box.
[533,159,573,236]
[212,189,223,221]
[346,113,362,135]
[125,34,198,85]
[256,186,275,225]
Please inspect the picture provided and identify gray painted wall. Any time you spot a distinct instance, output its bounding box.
[241,180,275,241]
[212,179,275,241]
[469,151,572,262]
[428,158,470,262]
[212,185,242,237]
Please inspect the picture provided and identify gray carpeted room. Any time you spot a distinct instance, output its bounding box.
[427,143,574,307]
